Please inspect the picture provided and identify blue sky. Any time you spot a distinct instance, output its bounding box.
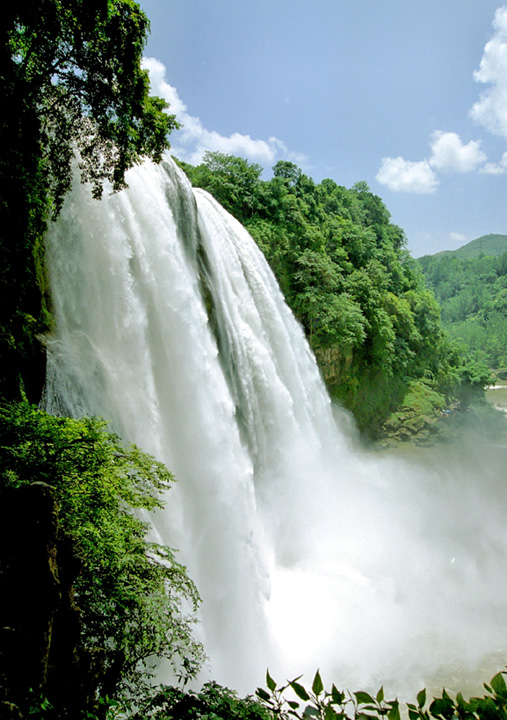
[139,0,507,257]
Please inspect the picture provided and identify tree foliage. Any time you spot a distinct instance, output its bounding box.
[0,0,177,402]
[182,153,469,435]
[419,250,507,373]
[0,401,204,712]
[2,0,177,210]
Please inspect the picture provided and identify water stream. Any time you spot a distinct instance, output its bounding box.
[43,157,507,698]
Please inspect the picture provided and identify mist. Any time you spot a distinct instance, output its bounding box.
[43,157,507,700]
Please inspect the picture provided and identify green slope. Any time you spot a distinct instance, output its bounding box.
[427,233,507,260]
[417,239,507,372]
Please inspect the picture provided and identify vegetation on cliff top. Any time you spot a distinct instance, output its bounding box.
[0,0,177,402]
[180,153,488,437]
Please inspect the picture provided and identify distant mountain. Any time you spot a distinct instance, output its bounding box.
[423,233,507,260]
[417,235,507,371]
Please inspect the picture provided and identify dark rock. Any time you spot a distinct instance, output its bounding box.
[0,483,100,719]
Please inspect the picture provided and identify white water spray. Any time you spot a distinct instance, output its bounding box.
[44,157,507,697]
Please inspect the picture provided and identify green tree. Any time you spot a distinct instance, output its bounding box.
[0,402,204,716]
[272,160,302,186]
[418,249,507,374]
[185,151,263,221]
[0,0,177,402]
[180,155,467,436]
[2,0,176,208]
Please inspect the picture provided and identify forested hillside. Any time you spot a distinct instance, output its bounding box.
[428,233,507,261]
[180,153,485,436]
[418,248,507,374]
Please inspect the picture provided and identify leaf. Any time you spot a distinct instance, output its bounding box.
[266,669,277,692]
[416,688,426,708]
[491,672,507,696]
[303,705,320,717]
[376,686,384,704]
[429,697,454,717]
[354,691,375,705]
[291,681,310,702]
[331,685,345,705]
[387,700,401,720]
[324,704,338,720]
[256,688,270,702]
[312,669,324,696]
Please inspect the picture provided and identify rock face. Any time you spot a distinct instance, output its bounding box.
[0,483,99,719]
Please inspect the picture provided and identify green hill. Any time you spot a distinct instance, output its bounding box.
[428,233,507,260]
[417,242,507,373]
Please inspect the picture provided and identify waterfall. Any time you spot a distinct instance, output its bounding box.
[44,156,507,697]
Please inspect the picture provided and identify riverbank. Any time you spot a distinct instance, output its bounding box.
[376,385,507,450]
[486,384,507,415]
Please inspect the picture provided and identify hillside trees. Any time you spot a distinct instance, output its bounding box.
[0,0,177,401]
[183,152,462,434]
[0,401,203,718]
[419,251,507,372]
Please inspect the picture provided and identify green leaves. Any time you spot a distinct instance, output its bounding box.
[183,149,461,436]
[0,401,204,701]
[291,680,311,702]
[266,670,277,692]
[4,0,178,214]
[416,688,426,708]
[136,681,273,720]
[312,670,324,697]
[491,671,507,697]
[253,669,507,720]
[353,691,376,705]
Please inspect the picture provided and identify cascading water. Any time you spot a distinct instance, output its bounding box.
[43,156,507,698]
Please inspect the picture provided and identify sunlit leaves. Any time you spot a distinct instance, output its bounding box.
[0,401,204,699]
[4,0,177,212]
[183,153,461,434]
[252,669,507,720]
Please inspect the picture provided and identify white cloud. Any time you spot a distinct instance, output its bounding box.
[429,131,486,173]
[376,130,488,194]
[376,156,438,194]
[481,150,507,174]
[470,6,507,137]
[142,57,306,168]
[449,232,467,246]
[376,7,507,195]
